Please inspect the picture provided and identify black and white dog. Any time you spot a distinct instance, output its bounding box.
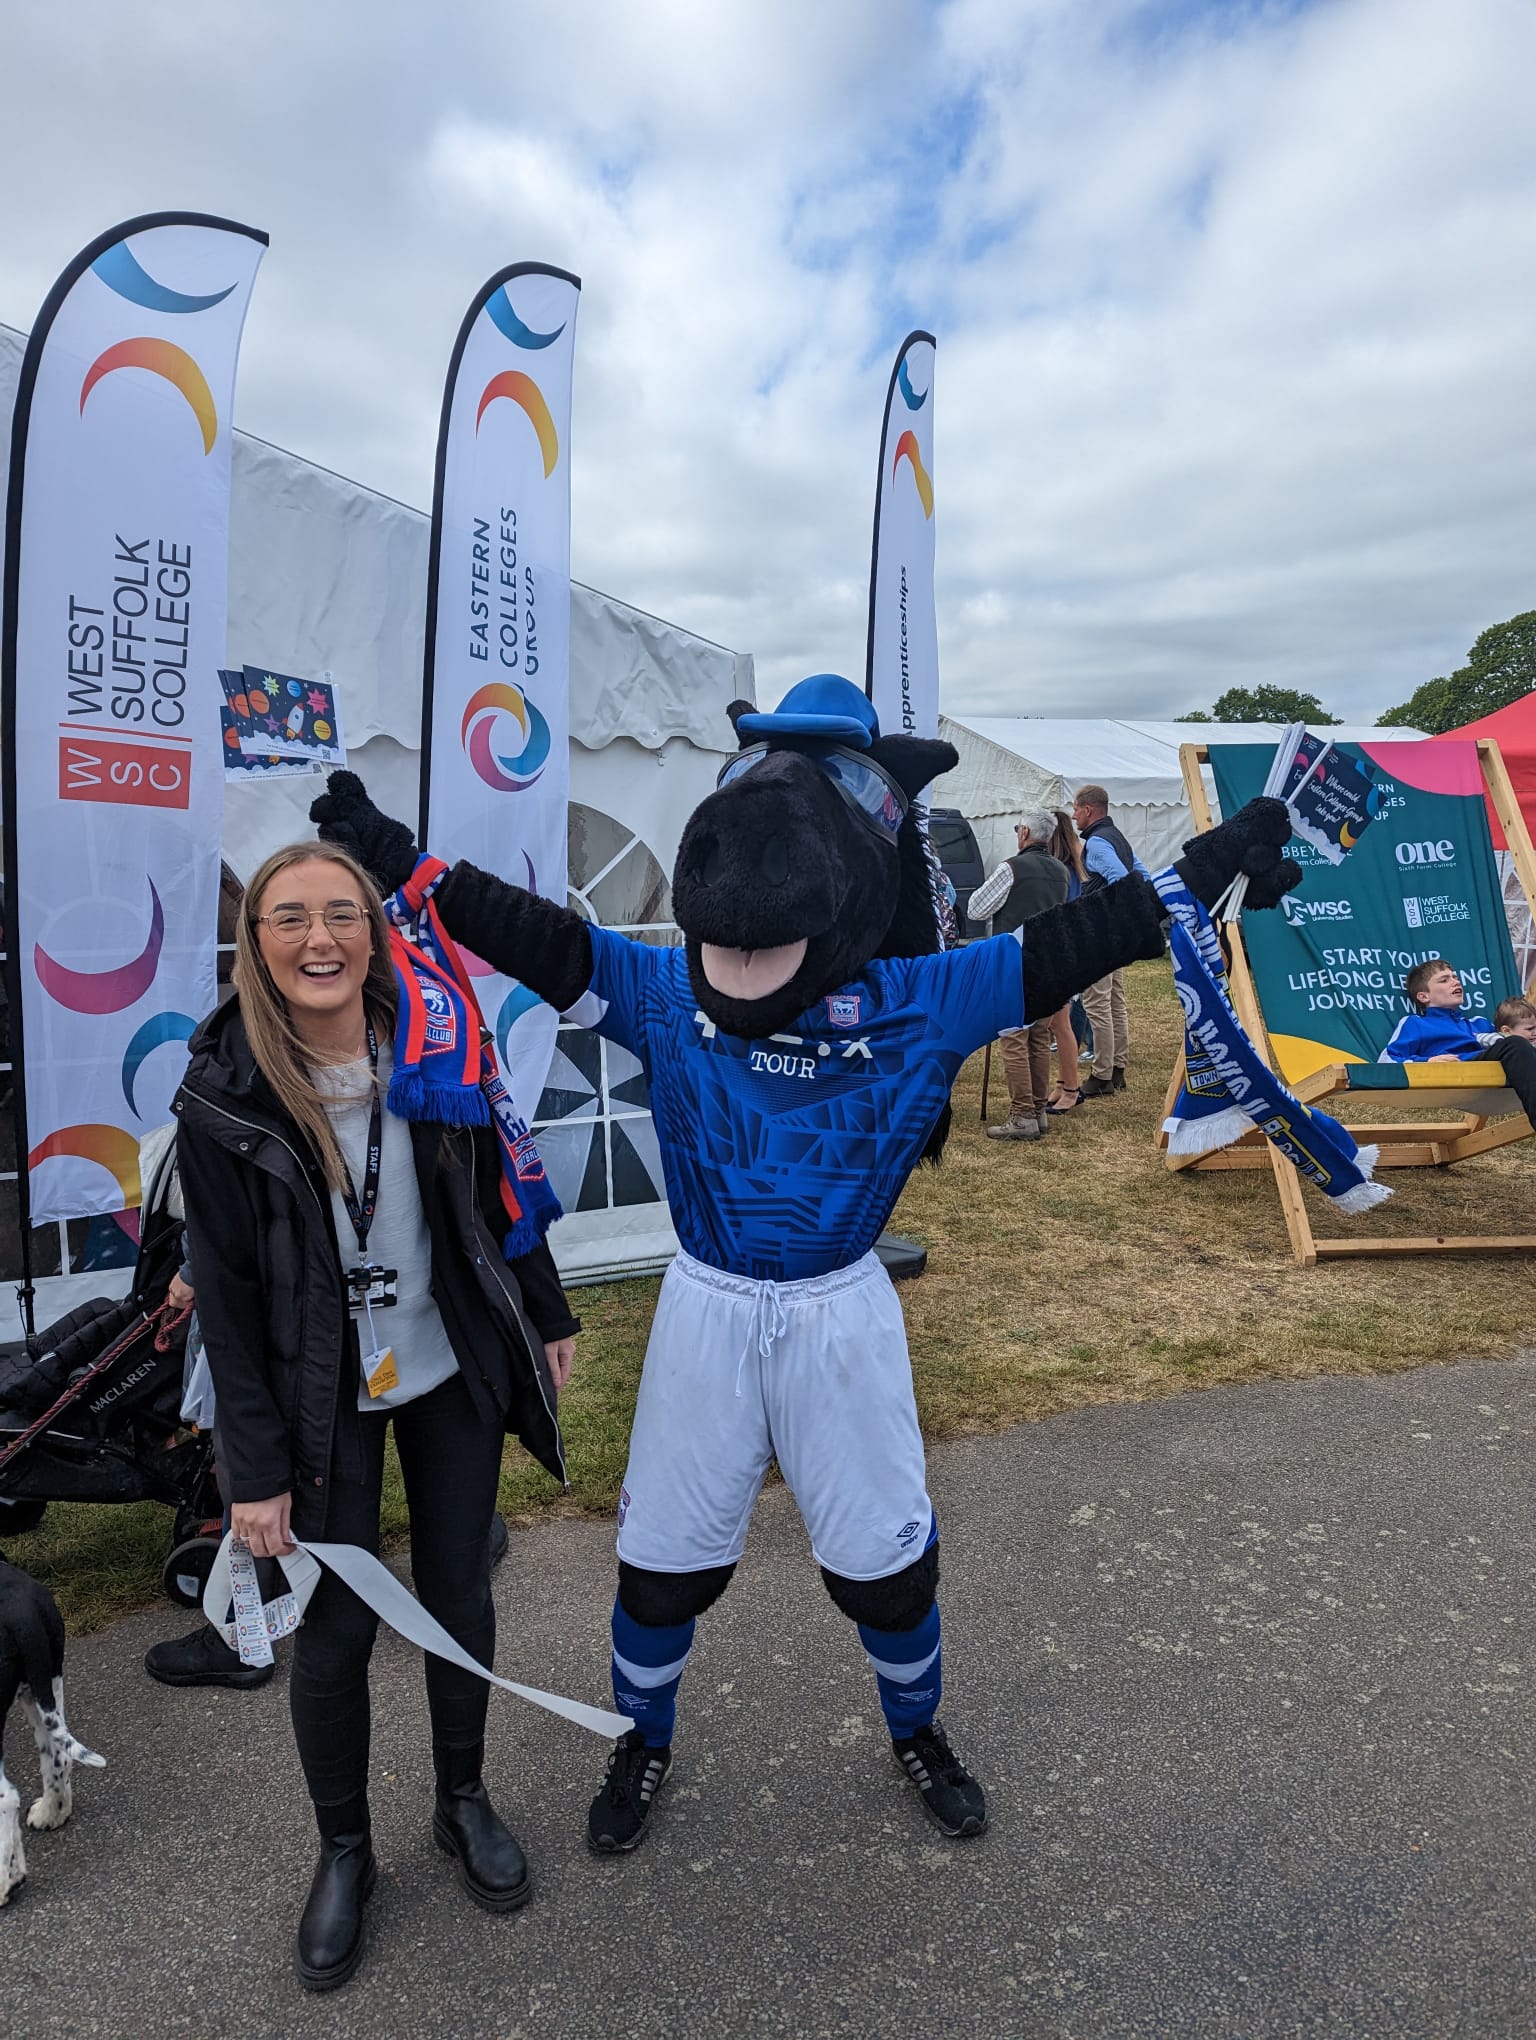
[0,1557,104,1906]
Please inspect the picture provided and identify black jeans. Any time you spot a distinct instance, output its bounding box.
[289,1369,504,1811]
[1482,1035,1536,1123]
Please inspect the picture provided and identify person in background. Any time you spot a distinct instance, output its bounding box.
[1493,994,1536,1042]
[143,1240,276,1693]
[1071,784,1149,1100]
[1381,961,1536,1126]
[970,810,1069,1141]
[1039,810,1087,1115]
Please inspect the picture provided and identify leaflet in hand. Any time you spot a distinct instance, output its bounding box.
[219,673,320,779]
[241,666,347,765]
[1280,733,1380,866]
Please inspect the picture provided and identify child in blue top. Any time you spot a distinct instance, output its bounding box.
[1381,958,1501,1062]
[1381,959,1536,1126]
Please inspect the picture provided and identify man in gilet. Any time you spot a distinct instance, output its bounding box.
[1071,784,1150,1098]
[967,810,1069,1139]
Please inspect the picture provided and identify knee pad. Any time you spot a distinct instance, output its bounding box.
[820,1543,939,1631]
[617,1559,735,1628]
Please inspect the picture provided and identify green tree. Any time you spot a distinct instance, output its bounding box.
[1175,685,1338,724]
[1379,610,1536,732]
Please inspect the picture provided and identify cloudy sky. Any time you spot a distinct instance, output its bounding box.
[4,0,1534,721]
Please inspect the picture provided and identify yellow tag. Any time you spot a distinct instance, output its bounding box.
[363,1346,398,1398]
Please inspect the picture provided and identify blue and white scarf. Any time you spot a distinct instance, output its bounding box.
[1154,869,1391,1216]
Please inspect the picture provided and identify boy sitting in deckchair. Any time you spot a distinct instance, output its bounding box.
[1382,959,1536,1125]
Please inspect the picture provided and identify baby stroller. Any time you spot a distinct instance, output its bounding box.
[0,1136,223,1607]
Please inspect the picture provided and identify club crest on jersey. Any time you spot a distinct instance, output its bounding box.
[826,993,862,1028]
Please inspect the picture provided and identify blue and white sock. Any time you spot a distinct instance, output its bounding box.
[610,1600,694,1748]
[859,1601,942,1739]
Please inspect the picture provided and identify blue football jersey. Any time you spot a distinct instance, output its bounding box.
[581,930,1024,1279]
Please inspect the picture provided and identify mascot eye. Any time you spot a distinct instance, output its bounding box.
[716,744,908,847]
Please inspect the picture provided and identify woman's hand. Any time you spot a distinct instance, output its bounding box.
[167,1271,195,1313]
[544,1337,576,1392]
[231,1492,295,1559]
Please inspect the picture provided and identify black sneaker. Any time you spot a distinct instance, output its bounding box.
[145,1624,274,1690]
[1078,1075,1117,1100]
[587,1730,671,1853]
[892,1722,988,1838]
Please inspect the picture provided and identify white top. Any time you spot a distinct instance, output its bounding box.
[313,1044,461,1414]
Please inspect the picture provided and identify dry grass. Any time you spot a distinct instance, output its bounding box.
[895,959,1536,1435]
[15,959,1535,1630]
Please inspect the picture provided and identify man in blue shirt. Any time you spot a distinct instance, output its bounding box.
[1072,783,1149,1098]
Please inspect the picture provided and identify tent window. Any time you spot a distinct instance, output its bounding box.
[529,804,674,1214]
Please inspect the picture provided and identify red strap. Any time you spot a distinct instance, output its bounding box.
[402,854,449,915]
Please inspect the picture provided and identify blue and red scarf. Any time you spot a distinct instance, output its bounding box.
[382,855,562,1260]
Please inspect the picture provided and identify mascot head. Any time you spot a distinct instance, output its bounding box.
[673,674,958,1039]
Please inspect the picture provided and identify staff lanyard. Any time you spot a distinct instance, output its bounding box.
[337,1019,382,1260]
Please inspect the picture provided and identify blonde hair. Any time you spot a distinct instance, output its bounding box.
[233,841,398,1190]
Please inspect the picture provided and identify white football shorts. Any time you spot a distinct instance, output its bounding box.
[615,1248,933,1582]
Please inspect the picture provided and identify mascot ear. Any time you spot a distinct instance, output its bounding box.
[725,699,754,742]
[866,734,959,802]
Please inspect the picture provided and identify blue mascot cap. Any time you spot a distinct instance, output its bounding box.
[734,673,878,751]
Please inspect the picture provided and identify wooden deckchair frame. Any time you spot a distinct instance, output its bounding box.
[1159,738,1536,1267]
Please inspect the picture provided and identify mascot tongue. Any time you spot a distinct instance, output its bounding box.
[700,940,807,1000]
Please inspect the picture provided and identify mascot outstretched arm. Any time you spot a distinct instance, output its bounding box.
[313,674,1297,1849]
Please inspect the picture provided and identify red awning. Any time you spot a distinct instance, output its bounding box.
[1434,688,1536,852]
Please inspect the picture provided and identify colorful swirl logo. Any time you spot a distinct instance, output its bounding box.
[80,339,218,454]
[28,1124,143,1206]
[892,429,934,518]
[461,684,551,793]
[475,371,559,474]
[35,879,164,1014]
[485,287,565,350]
[898,356,929,410]
[91,242,236,314]
[121,1010,197,1116]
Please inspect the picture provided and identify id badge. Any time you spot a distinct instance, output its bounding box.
[362,1341,399,1399]
[345,1264,398,1315]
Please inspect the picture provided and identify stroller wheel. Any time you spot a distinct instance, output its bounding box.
[0,1496,49,1537]
[163,1534,222,1610]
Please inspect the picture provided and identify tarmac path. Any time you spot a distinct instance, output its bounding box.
[5,1354,1533,2038]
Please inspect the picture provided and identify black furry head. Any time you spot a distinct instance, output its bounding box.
[672,703,957,1040]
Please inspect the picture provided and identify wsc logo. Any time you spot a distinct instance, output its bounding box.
[1282,895,1354,925]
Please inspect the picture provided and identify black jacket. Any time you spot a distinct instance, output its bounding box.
[172,997,576,1520]
[990,845,1070,935]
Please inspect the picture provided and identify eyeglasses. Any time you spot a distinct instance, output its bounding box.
[715,743,909,845]
[254,903,368,943]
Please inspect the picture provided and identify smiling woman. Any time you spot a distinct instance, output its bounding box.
[171,837,582,1989]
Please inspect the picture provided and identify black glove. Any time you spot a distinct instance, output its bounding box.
[1174,796,1302,914]
[309,771,420,897]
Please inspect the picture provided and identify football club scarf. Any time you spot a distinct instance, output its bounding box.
[1155,867,1391,1216]
[382,855,562,1258]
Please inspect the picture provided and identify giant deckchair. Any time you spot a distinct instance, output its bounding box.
[1159,737,1536,1267]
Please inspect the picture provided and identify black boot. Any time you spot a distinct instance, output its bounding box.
[295,1796,376,1992]
[432,1744,531,1913]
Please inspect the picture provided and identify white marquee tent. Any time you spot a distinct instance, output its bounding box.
[936,714,1429,874]
[0,321,753,1319]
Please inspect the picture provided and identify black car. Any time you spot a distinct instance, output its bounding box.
[926,807,987,935]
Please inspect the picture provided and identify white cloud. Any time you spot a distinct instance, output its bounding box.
[3,0,1534,722]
